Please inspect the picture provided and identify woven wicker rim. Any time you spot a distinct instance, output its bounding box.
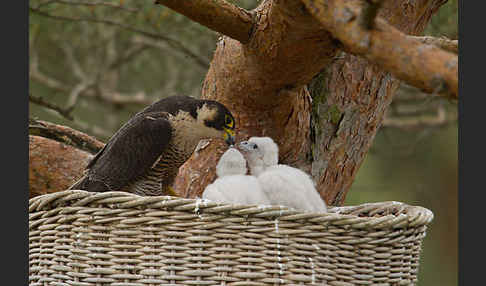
[29,190,434,231]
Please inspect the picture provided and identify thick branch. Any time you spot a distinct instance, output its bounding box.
[29,118,105,154]
[154,0,254,44]
[409,36,458,54]
[301,0,458,99]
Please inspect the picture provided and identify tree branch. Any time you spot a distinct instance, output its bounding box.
[29,135,94,198]
[30,65,152,108]
[59,42,97,110]
[94,89,154,106]
[40,0,139,13]
[29,94,75,121]
[301,0,458,99]
[131,35,210,68]
[60,43,88,81]
[108,43,150,70]
[29,118,105,154]
[408,36,458,54]
[154,0,255,44]
[382,106,455,130]
[29,5,209,69]
[67,81,95,111]
[72,118,113,140]
[30,49,70,93]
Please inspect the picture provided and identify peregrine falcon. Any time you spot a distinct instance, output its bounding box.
[69,95,236,196]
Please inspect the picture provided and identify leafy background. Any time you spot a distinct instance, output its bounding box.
[29,0,458,285]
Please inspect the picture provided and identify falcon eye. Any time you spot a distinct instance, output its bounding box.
[225,114,234,128]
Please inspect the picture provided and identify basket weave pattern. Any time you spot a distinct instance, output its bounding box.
[29,190,433,286]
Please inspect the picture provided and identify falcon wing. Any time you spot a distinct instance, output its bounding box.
[86,142,108,170]
[83,112,172,192]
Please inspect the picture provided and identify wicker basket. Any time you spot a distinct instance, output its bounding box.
[29,190,433,286]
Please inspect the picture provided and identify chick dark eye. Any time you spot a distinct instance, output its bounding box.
[253,145,258,149]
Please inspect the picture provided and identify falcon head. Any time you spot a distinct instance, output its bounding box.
[196,100,236,146]
[139,95,236,146]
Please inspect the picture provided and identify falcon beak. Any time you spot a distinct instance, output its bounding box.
[223,128,236,146]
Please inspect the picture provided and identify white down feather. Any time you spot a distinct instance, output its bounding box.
[238,137,327,213]
[202,147,271,205]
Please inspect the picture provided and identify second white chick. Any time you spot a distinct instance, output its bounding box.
[202,147,271,205]
[238,137,327,213]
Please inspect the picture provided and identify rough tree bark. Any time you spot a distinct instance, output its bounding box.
[170,0,452,206]
[29,135,94,198]
[28,119,104,197]
[29,0,456,206]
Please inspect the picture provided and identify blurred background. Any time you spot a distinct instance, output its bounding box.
[29,0,458,285]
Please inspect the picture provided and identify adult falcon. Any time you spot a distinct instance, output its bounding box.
[69,95,236,196]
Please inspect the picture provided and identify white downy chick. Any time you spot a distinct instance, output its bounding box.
[238,137,279,176]
[202,147,271,205]
[238,137,327,213]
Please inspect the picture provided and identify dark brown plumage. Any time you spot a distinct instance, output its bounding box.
[69,95,236,196]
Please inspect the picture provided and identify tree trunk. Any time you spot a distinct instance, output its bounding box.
[175,0,446,206]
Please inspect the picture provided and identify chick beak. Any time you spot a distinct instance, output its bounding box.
[223,128,236,146]
[237,141,251,152]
